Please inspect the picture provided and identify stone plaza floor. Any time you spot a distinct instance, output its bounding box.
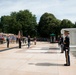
[0,42,76,75]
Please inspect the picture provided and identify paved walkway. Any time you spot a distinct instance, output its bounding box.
[0,42,76,75]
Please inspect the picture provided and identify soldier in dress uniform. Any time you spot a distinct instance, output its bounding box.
[64,30,70,66]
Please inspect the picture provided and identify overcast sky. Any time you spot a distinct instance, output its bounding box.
[0,0,76,23]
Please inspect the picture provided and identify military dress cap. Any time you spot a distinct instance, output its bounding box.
[64,30,69,34]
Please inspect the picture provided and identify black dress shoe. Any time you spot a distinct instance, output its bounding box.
[64,64,67,66]
[64,64,70,66]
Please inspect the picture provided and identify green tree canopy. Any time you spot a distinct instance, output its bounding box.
[38,12,61,37]
[60,19,74,28]
[0,10,75,38]
[1,10,37,37]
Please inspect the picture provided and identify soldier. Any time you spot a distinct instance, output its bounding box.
[64,30,70,66]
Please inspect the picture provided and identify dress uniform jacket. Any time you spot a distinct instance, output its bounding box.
[64,36,70,50]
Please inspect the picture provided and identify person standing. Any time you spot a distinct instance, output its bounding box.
[6,35,9,48]
[64,30,70,66]
[60,34,64,53]
[57,35,61,46]
[18,31,21,48]
[19,38,21,48]
[28,35,31,48]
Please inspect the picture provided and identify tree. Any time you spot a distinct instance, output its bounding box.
[1,10,74,38]
[1,16,12,33]
[16,10,37,37]
[1,10,37,37]
[73,22,76,28]
[60,19,74,29]
[0,22,2,32]
[38,12,61,38]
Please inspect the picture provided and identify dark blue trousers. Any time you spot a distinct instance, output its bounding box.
[65,48,70,65]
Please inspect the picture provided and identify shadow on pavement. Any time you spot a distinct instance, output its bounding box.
[29,47,60,50]
[49,48,60,50]
[44,52,60,54]
[0,45,25,52]
[0,46,19,52]
[29,63,63,66]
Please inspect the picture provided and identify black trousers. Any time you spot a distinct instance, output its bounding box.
[28,42,30,48]
[64,48,70,65]
[7,41,9,48]
[19,39,21,48]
